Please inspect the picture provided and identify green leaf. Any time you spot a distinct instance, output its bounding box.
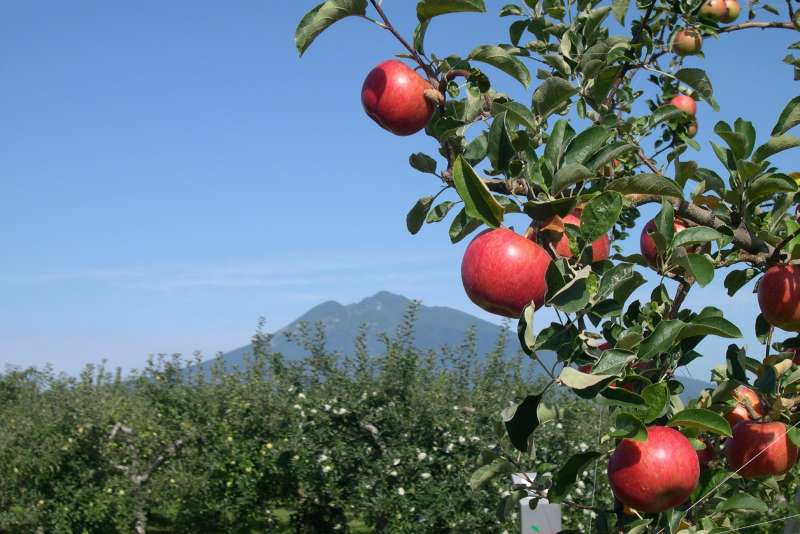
[532,77,578,119]
[558,367,615,390]
[611,0,630,25]
[295,0,368,56]
[672,251,714,287]
[517,304,535,355]
[672,227,724,248]
[772,95,800,136]
[655,199,675,249]
[448,207,482,243]
[679,317,742,340]
[724,268,758,296]
[668,408,732,437]
[543,119,574,173]
[406,196,434,234]
[494,101,536,130]
[487,112,515,172]
[734,118,756,158]
[753,134,800,163]
[409,153,438,174]
[412,20,430,53]
[630,382,670,424]
[716,493,768,513]
[452,156,504,227]
[611,413,647,441]
[523,197,578,220]
[585,142,636,171]
[417,0,487,22]
[426,201,455,223]
[714,123,747,161]
[607,174,683,198]
[675,68,719,111]
[469,45,531,87]
[464,132,489,164]
[549,451,602,502]
[649,105,684,127]
[551,163,593,195]
[563,126,612,166]
[470,457,516,490]
[581,192,622,242]
[748,173,798,203]
[638,320,685,360]
[601,386,646,407]
[502,394,542,452]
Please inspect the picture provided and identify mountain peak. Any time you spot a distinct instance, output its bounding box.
[358,291,411,310]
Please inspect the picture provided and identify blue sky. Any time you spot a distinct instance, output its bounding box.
[1,1,798,378]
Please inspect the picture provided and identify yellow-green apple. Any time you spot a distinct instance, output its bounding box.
[672,28,703,56]
[726,421,799,478]
[461,228,551,318]
[608,426,700,513]
[720,0,740,22]
[361,60,435,136]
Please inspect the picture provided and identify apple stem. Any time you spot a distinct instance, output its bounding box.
[769,226,800,263]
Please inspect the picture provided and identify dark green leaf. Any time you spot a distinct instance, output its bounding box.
[532,77,578,119]
[452,156,504,227]
[668,408,732,437]
[417,0,487,22]
[748,173,798,203]
[772,95,800,136]
[412,20,430,53]
[716,493,768,513]
[406,196,434,234]
[549,452,602,502]
[611,413,647,441]
[672,251,714,287]
[672,227,724,248]
[679,317,742,340]
[470,457,516,490]
[409,152,438,174]
[523,197,578,220]
[675,68,719,111]
[638,320,685,360]
[469,45,531,87]
[585,142,636,171]
[487,112,515,172]
[426,201,455,223]
[630,383,670,424]
[517,304,535,355]
[502,394,542,452]
[551,163,593,194]
[543,119,575,173]
[753,134,800,163]
[494,101,536,130]
[607,174,683,198]
[448,207,482,243]
[724,268,758,296]
[295,0,368,56]
[563,126,612,166]
[581,192,622,242]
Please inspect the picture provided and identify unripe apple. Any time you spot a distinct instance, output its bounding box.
[758,264,800,331]
[361,60,435,136]
[699,0,728,20]
[720,0,740,22]
[552,210,611,263]
[608,426,700,513]
[672,28,703,56]
[724,386,764,427]
[686,120,698,138]
[461,228,552,318]
[670,94,697,115]
[726,421,799,478]
[794,11,800,31]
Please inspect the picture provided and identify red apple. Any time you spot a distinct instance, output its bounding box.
[793,348,800,365]
[461,228,551,318]
[670,95,697,116]
[640,218,707,270]
[608,426,700,513]
[552,210,611,263]
[672,28,703,56]
[758,264,800,331]
[699,0,729,20]
[724,386,764,427]
[720,0,740,22]
[726,421,799,478]
[361,60,435,136]
[696,438,715,466]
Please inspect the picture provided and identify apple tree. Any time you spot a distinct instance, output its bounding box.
[295,0,800,531]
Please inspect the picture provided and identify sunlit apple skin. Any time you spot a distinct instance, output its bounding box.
[720,0,740,22]
[553,211,611,263]
[461,228,552,318]
[608,426,700,514]
[726,421,799,478]
[758,265,800,331]
[699,0,728,20]
[672,28,703,56]
[361,60,435,136]
[670,95,697,115]
[724,386,764,427]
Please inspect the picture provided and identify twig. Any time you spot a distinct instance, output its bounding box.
[669,279,692,319]
[718,21,795,33]
[769,226,800,262]
[368,0,436,80]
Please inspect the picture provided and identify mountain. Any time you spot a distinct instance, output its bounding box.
[212,291,710,399]
[219,290,532,367]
